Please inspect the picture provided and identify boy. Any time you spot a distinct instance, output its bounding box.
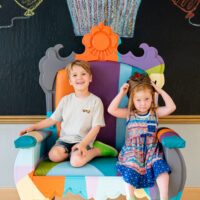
[20,60,117,167]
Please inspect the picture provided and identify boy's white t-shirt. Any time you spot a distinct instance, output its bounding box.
[50,93,105,145]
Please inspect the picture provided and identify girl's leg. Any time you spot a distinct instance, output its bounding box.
[70,147,101,167]
[48,146,69,162]
[156,172,169,200]
[125,182,137,200]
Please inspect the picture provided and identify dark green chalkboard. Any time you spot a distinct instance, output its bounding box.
[0,0,199,115]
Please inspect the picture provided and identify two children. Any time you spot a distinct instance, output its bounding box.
[108,72,176,200]
[21,60,175,199]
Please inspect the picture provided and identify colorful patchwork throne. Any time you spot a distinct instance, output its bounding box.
[14,23,186,200]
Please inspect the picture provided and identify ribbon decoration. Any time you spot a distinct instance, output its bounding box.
[66,0,142,38]
[171,0,200,27]
[14,0,43,16]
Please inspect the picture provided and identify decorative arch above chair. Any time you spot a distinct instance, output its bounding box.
[76,22,119,61]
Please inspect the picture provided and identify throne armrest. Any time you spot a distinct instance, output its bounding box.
[158,127,187,197]
[14,130,53,185]
[163,147,187,197]
[14,130,51,149]
[157,127,186,149]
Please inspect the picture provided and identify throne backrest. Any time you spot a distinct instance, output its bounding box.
[54,61,145,150]
[39,23,165,151]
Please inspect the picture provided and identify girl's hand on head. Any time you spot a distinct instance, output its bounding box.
[151,81,162,94]
[120,83,129,96]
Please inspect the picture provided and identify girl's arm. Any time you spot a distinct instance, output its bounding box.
[107,83,129,118]
[152,82,176,117]
[20,118,57,135]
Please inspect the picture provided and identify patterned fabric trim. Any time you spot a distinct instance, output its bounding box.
[117,159,171,188]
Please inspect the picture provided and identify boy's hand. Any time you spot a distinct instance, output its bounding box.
[120,83,129,96]
[19,127,35,136]
[72,143,87,157]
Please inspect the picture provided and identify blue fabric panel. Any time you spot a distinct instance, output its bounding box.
[116,63,132,150]
[89,157,118,176]
[46,111,52,118]
[45,111,58,150]
[46,161,104,176]
[144,186,160,200]
[14,135,37,148]
[63,176,88,199]
[116,64,145,149]
[170,191,183,200]
[162,136,185,149]
[40,157,118,176]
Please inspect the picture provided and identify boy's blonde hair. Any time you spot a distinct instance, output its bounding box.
[127,73,156,114]
[66,60,92,78]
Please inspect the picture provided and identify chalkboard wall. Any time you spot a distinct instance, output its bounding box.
[0,0,199,115]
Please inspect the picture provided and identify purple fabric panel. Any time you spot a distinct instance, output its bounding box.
[159,132,179,141]
[89,61,120,147]
[147,186,160,199]
[120,43,164,70]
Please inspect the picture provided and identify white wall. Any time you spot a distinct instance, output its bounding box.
[161,124,200,187]
[0,124,31,187]
[0,124,200,188]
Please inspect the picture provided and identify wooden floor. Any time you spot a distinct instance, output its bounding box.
[0,188,199,200]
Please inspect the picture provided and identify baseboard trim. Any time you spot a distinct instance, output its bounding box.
[182,187,200,200]
[0,188,20,200]
[0,187,199,200]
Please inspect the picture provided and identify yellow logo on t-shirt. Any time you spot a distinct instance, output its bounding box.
[82,109,90,113]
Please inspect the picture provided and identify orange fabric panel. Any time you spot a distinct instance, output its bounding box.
[157,128,172,139]
[75,23,119,61]
[30,172,65,198]
[55,69,74,136]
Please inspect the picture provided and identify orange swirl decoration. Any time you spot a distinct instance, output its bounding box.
[76,23,119,61]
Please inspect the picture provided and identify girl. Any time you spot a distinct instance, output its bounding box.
[108,72,176,200]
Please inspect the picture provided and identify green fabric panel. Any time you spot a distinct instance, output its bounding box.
[34,159,59,175]
[146,64,164,74]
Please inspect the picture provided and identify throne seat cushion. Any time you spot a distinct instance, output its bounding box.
[34,157,118,176]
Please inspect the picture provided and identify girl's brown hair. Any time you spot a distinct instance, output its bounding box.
[66,60,92,78]
[127,73,156,114]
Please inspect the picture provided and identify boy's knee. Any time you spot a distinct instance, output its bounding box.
[48,149,66,162]
[70,157,84,167]
[48,151,60,162]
